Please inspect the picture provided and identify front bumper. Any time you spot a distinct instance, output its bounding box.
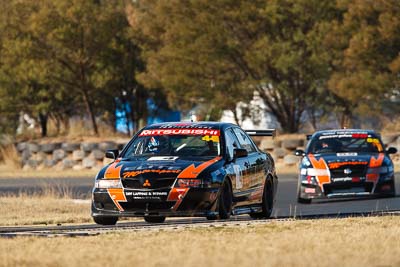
[298,175,395,200]
[92,187,219,218]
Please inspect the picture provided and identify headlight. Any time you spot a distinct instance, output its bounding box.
[176,179,202,187]
[303,168,329,176]
[95,179,122,189]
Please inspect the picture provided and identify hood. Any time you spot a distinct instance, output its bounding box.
[98,155,222,181]
[314,152,374,169]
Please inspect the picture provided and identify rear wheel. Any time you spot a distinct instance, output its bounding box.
[250,179,273,219]
[93,216,118,225]
[144,216,166,223]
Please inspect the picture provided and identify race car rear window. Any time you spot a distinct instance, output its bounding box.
[123,129,221,158]
[307,134,383,154]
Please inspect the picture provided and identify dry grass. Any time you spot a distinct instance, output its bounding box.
[0,216,399,267]
[0,145,21,169]
[0,193,91,226]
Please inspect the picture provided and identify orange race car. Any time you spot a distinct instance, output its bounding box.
[295,129,397,203]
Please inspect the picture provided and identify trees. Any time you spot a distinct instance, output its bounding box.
[130,0,341,132]
[1,0,399,136]
[326,0,400,125]
[0,0,147,136]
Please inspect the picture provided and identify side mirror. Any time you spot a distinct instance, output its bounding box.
[294,149,305,157]
[234,148,248,159]
[386,147,397,154]
[105,149,119,159]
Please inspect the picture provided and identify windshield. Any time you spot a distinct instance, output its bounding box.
[307,134,383,154]
[122,128,221,158]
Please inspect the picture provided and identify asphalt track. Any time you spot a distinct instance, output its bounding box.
[0,172,399,236]
[1,172,399,217]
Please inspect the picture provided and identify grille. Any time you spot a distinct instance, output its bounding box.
[329,164,367,178]
[122,177,176,189]
[324,182,373,194]
[121,201,175,211]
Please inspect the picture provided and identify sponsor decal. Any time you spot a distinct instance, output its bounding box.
[336,152,358,157]
[201,135,220,142]
[308,154,330,192]
[177,156,222,179]
[122,169,180,178]
[158,124,214,129]
[107,188,127,211]
[147,156,179,161]
[125,191,168,200]
[319,132,369,140]
[139,129,220,136]
[328,161,368,169]
[104,162,122,179]
[367,138,383,151]
[305,188,316,193]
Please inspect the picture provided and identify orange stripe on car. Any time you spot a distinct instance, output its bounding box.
[167,188,189,211]
[107,188,127,211]
[104,162,122,179]
[369,153,384,168]
[308,154,330,192]
[177,156,222,178]
[367,153,385,183]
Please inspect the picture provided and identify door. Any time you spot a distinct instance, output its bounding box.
[224,128,251,204]
[232,127,266,205]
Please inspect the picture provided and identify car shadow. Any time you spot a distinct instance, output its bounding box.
[312,194,399,204]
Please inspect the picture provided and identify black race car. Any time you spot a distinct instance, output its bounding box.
[295,129,397,203]
[91,122,278,224]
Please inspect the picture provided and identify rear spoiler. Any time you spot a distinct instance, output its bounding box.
[245,129,276,137]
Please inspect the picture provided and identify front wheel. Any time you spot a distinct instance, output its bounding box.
[144,216,166,223]
[216,179,233,219]
[93,216,118,225]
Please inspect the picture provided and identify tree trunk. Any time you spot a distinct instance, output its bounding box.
[38,112,48,137]
[81,89,98,135]
[232,108,241,126]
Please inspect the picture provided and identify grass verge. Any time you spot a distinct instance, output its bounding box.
[0,194,91,226]
[1,216,400,267]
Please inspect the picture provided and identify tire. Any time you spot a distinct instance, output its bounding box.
[215,179,233,220]
[380,180,396,198]
[93,216,118,225]
[250,179,273,219]
[206,215,217,220]
[144,216,166,223]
